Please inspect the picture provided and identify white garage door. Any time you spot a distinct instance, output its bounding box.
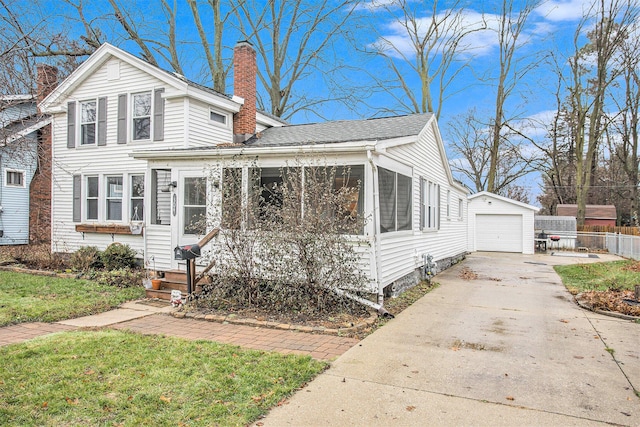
[476,214,523,253]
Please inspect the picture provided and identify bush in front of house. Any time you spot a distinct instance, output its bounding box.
[70,246,103,272]
[100,242,138,270]
[0,243,68,271]
[194,161,371,318]
[93,268,145,288]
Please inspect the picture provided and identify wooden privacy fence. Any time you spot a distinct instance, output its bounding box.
[578,225,640,236]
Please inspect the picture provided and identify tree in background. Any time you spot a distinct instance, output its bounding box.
[563,0,636,225]
[361,0,485,119]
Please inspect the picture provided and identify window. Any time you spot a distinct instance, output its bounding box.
[222,168,242,229]
[86,176,99,220]
[132,92,151,140]
[378,167,412,233]
[210,109,227,125]
[183,177,207,235]
[151,170,171,225]
[130,175,144,221]
[458,198,464,220]
[5,170,25,187]
[421,178,440,230]
[249,167,302,224]
[80,100,96,145]
[446,190,451,218]
[106,176,123,221]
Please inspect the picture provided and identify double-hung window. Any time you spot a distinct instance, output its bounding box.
[132,92,151,140]
[130,175,144,221]
[80,100,96,145]
[378,167,412,233]
[421,178,440,230]
[86,176,99,220]
[106,176,123,221]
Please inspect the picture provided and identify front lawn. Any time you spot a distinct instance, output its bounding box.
[0,330,327,426]
[0,271,145,326]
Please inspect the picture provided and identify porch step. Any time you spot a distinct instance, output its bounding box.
[145,270,206,301]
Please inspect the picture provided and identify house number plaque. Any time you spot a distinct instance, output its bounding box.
[172,193,177,216]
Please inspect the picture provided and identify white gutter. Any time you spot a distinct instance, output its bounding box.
[131,141,379,160]
[367,148,384,305]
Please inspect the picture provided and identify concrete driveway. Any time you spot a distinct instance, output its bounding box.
[257,252,640,426]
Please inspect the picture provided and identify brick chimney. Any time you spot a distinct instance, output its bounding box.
[233,41,257,144]
[30,64,58,244]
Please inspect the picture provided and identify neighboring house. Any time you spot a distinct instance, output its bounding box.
[40,41,469,299]
[0,64,57,245]
[467,192,540,255]
[556,204,617,226]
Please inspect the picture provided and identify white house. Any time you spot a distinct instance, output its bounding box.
[40,41,469,300]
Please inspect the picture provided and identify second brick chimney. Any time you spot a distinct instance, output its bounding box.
[30,64,58,244]
[233,41,257,144]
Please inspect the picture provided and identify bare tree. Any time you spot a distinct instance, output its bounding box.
[563,0,637,225]
[363,0,485,119]
[447,108,540,195]
[486,0,540,193]
[609,24,640,224]
[232,0,362,120]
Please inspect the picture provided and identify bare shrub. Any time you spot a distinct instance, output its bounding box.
[195,160,370,317]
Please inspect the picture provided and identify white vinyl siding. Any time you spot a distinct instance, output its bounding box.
[378,121,468,289]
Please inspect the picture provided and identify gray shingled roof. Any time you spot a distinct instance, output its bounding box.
[245,113,433,147]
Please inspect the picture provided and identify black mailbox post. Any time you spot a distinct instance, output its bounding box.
[174,244,201,294]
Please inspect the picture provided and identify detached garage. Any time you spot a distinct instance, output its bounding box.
[468,191,540,255]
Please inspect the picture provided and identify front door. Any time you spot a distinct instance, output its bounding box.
[177,171,208,252]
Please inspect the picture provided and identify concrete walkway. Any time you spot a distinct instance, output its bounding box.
[0,300,358,361]
[256,252,640,426]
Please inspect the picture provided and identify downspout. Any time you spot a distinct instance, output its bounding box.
[367,148,385,307]
[333,287,394,318]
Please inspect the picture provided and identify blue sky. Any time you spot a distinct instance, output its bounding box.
[19,0,611,201]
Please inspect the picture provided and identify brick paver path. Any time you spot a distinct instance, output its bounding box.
[0,322,75,346]
[111,314,359,360]
[0,314,359,361]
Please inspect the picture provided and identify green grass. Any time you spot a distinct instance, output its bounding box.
[0,271,145,326]
[0,330,327,426]
[554,260,640,294]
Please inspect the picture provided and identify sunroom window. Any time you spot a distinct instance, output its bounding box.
[379,167,412,233]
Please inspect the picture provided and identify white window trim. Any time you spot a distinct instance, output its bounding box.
[81,173,144,223]
[132,91,152,141]
[85,175,99,221]
[209,107,230,128]
[422,178,440,231]
[5,169,26,188]
[79,99,97,146]
[446,190,451,219]
[130,174,144,222]
[458,198,464,221]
